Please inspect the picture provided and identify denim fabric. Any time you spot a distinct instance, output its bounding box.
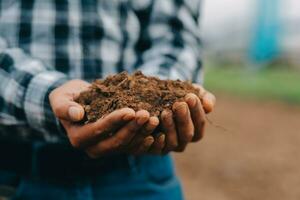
[0,154,183,200]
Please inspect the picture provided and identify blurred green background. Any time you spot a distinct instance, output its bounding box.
[175,1,300,200]
[204,64,300,104]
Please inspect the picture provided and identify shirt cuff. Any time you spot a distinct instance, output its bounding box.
[24,71,68,142]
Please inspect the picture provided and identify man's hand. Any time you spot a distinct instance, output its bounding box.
[49,80,159,158]
[49,80,215,157]
[160,84,216,154]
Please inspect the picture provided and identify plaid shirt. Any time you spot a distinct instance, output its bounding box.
[0,0,203,142]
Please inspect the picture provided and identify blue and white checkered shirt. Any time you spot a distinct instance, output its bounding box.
[0,0,203,142]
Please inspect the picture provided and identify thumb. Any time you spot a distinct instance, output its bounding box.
[49,79,90,122]
[51,98,85,122]
[68,104,85,122]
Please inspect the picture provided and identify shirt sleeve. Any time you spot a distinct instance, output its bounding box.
[0,37,68,142]
[133,0,203,83]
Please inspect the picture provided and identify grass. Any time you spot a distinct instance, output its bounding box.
[204,66,300,104]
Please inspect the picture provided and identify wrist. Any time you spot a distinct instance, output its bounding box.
[24,71,68,139]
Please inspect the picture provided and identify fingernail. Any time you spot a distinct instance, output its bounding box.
[149,117,159,127]
[174,103,187,115]
[186,96,197,108]
[158,134,165,143]
[164,111,174,126]
[68,106,82,121]
[144,136,154,146]
[202,94,216,113]
[123,113,135,121]
[207,93,216,105]
[137,116,148,126]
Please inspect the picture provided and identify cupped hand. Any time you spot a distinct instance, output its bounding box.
[49,80,160,158]
[160,84,216,154]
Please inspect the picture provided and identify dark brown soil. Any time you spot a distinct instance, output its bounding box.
[76,71,200,123]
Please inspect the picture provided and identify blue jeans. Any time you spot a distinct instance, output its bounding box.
[0,144,183,200]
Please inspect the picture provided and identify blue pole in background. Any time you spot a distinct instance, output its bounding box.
[249,0,281,65]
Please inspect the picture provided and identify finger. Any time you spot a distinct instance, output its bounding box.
[127,116,159,150]
[201,92,216,113]
[148,134,166,155]
[185,93,206,142]
[192,84,216,113]
[192,84,206,98]
[173,102,194,144]
[85,111,149,158]
[140,116,159,136]
[64,108,135,148]
[50,82,90,122]
[53,98,85,122]
[131,136,154,156]
[135,110,150,126]
[112,110,150,146]
[161,110,178,153]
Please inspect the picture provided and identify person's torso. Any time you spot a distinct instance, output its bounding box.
[0,0,150,81]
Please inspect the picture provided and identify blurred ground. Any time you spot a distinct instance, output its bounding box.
[174,93,300,200]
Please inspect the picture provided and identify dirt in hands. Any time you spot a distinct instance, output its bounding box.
[76,71,200,123]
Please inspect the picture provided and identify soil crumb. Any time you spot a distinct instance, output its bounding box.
[76,71,200,123]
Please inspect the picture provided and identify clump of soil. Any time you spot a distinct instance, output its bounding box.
[76,71,200,123]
